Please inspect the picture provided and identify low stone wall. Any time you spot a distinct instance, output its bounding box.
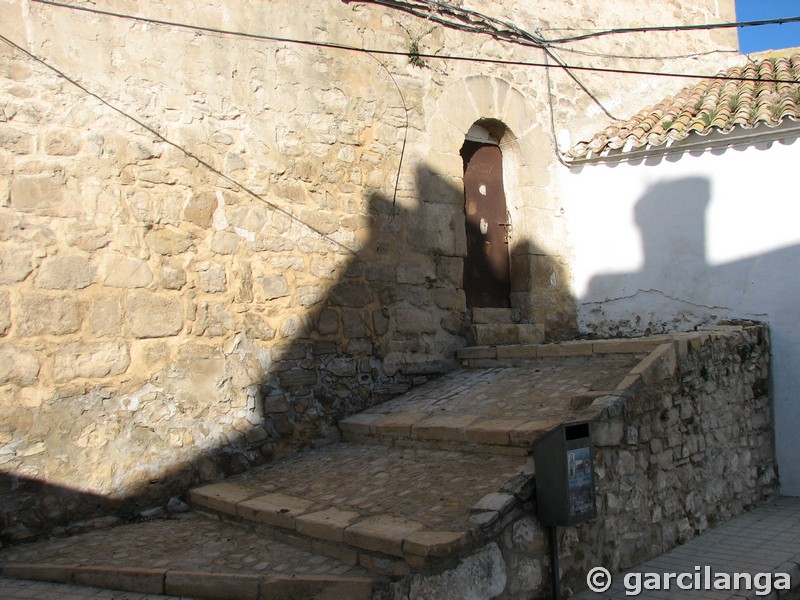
[400,324,778,599]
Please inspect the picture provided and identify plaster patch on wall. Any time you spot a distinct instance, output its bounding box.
[579,288,733,337]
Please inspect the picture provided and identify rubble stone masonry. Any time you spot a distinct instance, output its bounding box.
[0,0,737,539]
[407,327,777,599]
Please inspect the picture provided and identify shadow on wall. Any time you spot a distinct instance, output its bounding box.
[1,187,444,540]
[581,174,800,496]
[417,145,576,337]
[0,156,574,541]
[582,176,800,336]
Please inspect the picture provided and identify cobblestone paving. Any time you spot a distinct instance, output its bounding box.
[0,362,618,599]
[221,443,528,531]
[361,357,639,421]
[0,513,368,578]
[0,578,196,599]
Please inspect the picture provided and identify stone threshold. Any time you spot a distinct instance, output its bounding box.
[1,562,374,600]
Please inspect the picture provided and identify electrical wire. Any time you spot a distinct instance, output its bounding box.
[542,15,800,44]
[541,46,620,120]
[347,0,547,47]
[348,0,800,46]
[26,0,800,85]
[544,52,572,169]
[364,52,409,222]
[553,46,739,61]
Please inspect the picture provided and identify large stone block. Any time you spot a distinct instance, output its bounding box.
[342,310,367,337]
[53,340,131,382]
[408,203,466,256]
[0,246,33,284]
[10,175,75,216]
[16,293,80,336]
[195,301,235,337]
[210,230,240,255]
[260,275,289,300]
[43,130,80,156]
[183,192,218,227]
[297,285,325,308]
[197,262,227,293]
[397,258,435,285]
[145,228,194,256]
[127,292,183,338]
[631,344,677,385]
[329,283,373,308]
[433,287,466,311]
[316,309,339,335]
[243,313,276,340]
[0,126,34,154]
[159,263,187,290]
[396,308,437,335]
[435,256,464,287]
[102,253,153,288]
[36,255,97,290]
[87,296,123,335]
[0,344,41,385]
[408,543,507,600]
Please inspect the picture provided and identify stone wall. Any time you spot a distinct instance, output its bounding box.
[0,0,738,540]
[402,325,777,599]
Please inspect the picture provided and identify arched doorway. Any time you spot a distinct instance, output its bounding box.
[461,123,511,308]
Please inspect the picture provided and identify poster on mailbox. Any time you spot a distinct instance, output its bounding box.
[567,446,594,517]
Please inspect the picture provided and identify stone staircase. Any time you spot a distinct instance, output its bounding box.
[190,443,530,577]
[469,307,545,347]
[1,334,670,600]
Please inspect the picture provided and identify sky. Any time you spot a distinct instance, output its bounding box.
[736,0,800,53]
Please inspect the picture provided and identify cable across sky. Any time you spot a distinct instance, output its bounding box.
[26,0,800,85]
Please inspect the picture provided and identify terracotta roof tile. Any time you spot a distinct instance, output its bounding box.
[569,51,800,160]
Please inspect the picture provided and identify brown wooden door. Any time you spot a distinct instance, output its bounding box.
[462,141,511,308]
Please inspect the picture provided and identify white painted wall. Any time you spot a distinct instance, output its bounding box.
[562,134,800,495]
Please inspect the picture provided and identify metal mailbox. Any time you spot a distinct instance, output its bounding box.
[533,420,597,526]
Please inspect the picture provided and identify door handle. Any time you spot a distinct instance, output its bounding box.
[498,223,512,244]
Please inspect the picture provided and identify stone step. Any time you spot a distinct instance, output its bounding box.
[457,337,667,367]
[471,323,545,346]
[340,410,564,455]
[470,307,516,324]
[340,355,643,454]
[189,443,533,574]
[0,512,378,600]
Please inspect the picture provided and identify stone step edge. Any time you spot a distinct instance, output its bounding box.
[1,562,375,600]
[469,307,517,325]
[457,338,662,361]
[338,406,610,452]
[188,479,530,572]
[459,340,686,390]
[341,432,530,456]
[470,323,546,346]
[458,329,732,365]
